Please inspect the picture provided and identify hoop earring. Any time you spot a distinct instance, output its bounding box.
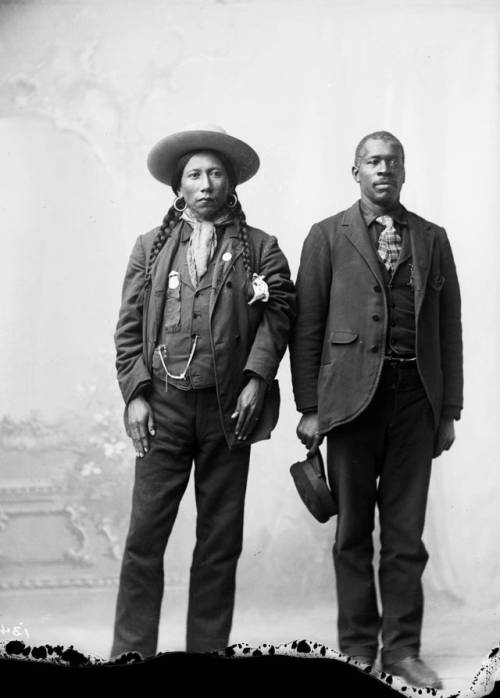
[226,193,238,209]
[174,196,186,212]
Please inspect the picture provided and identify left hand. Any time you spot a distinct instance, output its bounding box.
[231,376,267,441]
[433,417,455,458]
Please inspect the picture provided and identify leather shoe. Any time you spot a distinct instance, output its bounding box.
[383,656,443,689]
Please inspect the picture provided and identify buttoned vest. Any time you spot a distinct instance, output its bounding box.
[377,231,416,356]
[154,234,221,390]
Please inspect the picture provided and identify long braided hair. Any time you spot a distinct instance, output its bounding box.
[143,151,254,290]
[143,205,183,290]
[231,197,253,278]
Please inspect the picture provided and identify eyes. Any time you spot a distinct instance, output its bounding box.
[365,157,402,169]
[186,168,226,180]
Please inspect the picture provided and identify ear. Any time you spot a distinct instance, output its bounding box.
[352,164,360,183]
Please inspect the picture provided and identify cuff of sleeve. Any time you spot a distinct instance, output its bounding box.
[127,380,152,405]
[299,406,318,415]
[441,405,462,421]
[243,369,271,386]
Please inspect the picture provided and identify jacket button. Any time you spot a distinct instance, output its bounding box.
[226,281,232,288]
[391,320,396,327]
[372,314,380,321]
[370,345,379,353]
[373,285,382,293]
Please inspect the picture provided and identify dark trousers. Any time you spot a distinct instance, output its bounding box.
[326,361,435,664]
[111,380,250,658]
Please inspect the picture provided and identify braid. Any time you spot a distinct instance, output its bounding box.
[144,205,182,287]
[234,200,252,278]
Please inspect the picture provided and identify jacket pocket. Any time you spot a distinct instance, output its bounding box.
[329,330,358,344]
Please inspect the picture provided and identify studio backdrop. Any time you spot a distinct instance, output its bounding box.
[0,0,499,657]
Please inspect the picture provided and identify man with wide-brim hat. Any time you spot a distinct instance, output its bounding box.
[111,124,295,659]
[147,124,260,187]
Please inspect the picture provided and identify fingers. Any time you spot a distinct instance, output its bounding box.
[231,394,247,439]
[433,432,443,458]
[238,404,261,441]
[433,431,455,458]
[433,438,447,459]
[231,397,242,435]
[233,404,253,440]
[443,435,455,452]
[306,434,322,457]
[130,421,149,459]
[126,400,156,459]
[297,425,323,455]
[148,411,156,437]
[232,396,261,441]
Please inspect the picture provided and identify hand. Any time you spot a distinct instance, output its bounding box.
[296,412,323,455]
[231,376,267,441]
[126,396,156,458]
[433,417,455,458]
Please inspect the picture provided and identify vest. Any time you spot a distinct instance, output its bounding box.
[377,230,416,356]
[153,227,226,390]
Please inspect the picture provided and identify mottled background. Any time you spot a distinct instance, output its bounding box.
[0,0,499,687]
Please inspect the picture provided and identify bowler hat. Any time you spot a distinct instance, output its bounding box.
[290,450,337,523]
[147,124,260,186]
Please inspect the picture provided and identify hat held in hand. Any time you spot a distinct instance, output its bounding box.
[290,449,337,523]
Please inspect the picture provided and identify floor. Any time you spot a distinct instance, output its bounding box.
[1,586,499,693]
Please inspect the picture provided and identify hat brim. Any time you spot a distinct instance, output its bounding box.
[147,130,260,187]
[290,451,337,523]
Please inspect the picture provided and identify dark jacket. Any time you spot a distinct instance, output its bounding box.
[290,201,463,433]
[115,220,295,448]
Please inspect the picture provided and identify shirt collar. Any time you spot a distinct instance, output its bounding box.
[359,199,408,227]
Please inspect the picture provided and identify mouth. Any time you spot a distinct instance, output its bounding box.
[198,197,214,203]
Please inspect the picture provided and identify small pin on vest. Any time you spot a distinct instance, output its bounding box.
[222,252,232,262]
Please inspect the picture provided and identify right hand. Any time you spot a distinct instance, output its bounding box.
[126,396,156,458]
[296,412,323,455]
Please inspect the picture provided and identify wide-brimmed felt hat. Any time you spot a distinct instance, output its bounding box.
[290,450,337,523]
[147,124,260,186]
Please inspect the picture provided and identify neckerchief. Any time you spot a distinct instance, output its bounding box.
[182,207,234,287]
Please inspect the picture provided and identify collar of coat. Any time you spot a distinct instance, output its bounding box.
[359,199,408,228]
[341,200,435,304]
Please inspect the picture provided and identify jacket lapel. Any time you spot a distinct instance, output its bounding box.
[396,227,412,266]
[407,211,435,318]
[210,223,243,315]
[342,202,385,286]
[150,221,183,339]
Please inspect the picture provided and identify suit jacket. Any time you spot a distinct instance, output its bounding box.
[115,220,296,448]
[290,201,463,433]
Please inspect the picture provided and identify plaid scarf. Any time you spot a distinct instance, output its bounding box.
[376,215,402,273]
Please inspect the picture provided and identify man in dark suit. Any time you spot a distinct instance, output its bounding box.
[290,131,463,689]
